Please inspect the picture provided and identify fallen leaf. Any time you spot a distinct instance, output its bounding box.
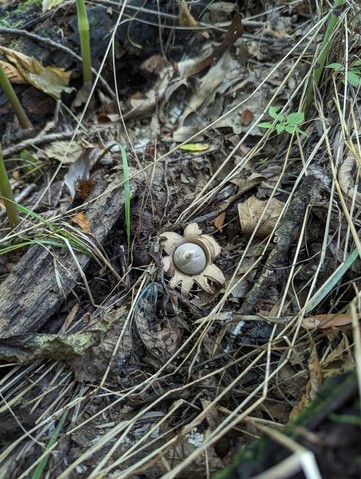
[238,196,284,238]
[0,46,73,99]
[179,143,209,152]
[177,50,239,127]
[71,212,91,233]
[177,14,243,78]
[302,313,357,329]
[0,60,26,83]
[290,346,322,417]
[44,141,83,164]
[141,54,169,74]
[338,153,361,203]
[179,1,198,28]
[42,0,66,11]
[214,212,226,231]
[64,148,100,200]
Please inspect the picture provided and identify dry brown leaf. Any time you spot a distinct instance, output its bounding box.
[214,212,226,231]
[0,46,72,98]
[0,60,26,83]
[64,148,100,200]
[302,313,356,329]
[238,196,284,238]
[42,0,66,11]
[71,212,91,233]
[177,14,243,78]
[290,346,322,418]
[179,1,198,28]
[44,141,83,164]
[338,153,361,203]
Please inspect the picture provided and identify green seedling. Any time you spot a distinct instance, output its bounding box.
[258,106,307,136]
[326,60,361,86]
[76,0,92,86]
[0,144,20,228]
[0,63,33,129]
[119,144,131,261]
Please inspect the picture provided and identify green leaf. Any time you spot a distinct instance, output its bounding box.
[286,112,304,126]
[269,106,283,121]
[305,247,359,312]
[326,62,344,71]
[284,125,296,134]
[258,122,274,129]
[346,71,361,86]
[276,124,285,134]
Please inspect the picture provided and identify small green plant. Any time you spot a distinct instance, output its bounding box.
[258,106,307,136]
[326,60,361,86]
[119,144,131,261]
[76,0,92,86]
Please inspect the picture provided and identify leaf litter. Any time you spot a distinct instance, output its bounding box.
[0,1,361,478]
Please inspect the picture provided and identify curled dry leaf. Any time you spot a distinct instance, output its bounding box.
[133,283,182,363]
[161,223,225,296]
[179,0,198,28]
[0,60,26,83]
[71,212,91,233]
[64,147,100,200]
[0,46,72,99]
[338,153,361,202]
[238,196,284,238]
[44,141,83,164]
[302,313,358,329]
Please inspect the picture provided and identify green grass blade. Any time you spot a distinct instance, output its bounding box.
[0,145,20,228]
[76,0,92,85]
[119,144,131,261]
[30,406,70,479]
[303,0,345,118]
[0,64,33,129]
[305,247,359,312]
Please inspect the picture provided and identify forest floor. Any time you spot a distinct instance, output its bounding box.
[0,0,360,478]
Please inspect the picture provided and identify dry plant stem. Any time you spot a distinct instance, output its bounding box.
[0,145,20,228]
[76,0,93,86]
[0,64,33,129]
[303,0,344,118]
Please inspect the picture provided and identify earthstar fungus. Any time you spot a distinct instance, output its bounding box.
[160,223,225,296]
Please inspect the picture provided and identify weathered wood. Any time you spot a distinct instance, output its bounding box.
[0,177,138,338]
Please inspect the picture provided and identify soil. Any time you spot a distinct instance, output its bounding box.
[0,0,360,478]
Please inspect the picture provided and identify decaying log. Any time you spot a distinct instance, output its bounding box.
[0,176,138,338]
